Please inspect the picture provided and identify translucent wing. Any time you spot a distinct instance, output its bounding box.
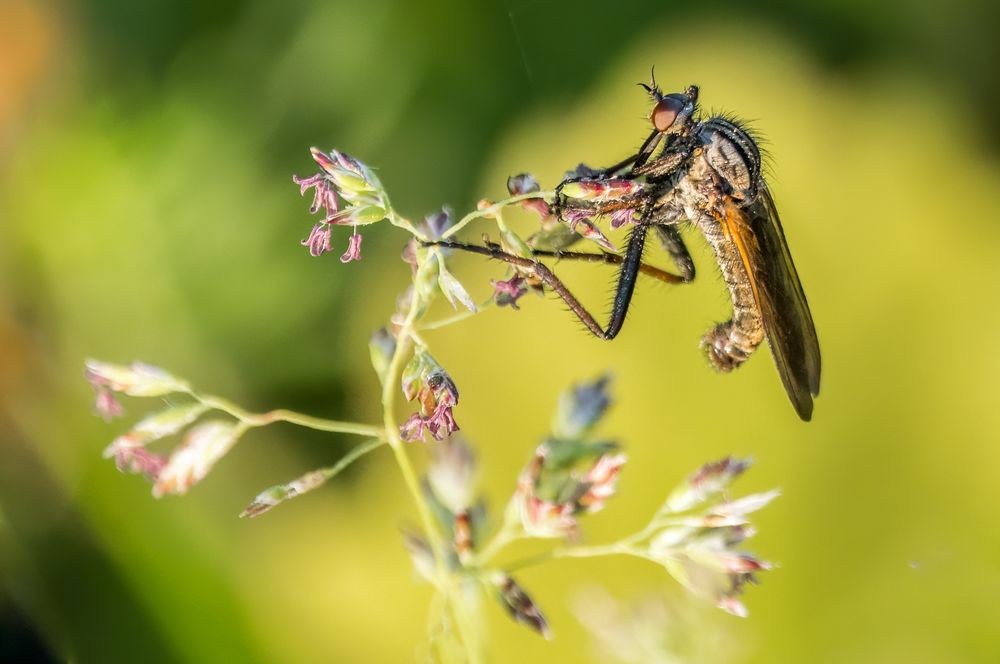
[720,186,821,420]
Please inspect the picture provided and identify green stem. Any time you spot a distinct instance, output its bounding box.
[191,392,384,438]
[318,437,386,480]
[419,299,494,331]
[387,210,426,241]
[469,500,522,568]
[239,437,386,519]
[440,192,554,240]
[504,542,641,572]
[380,301,440,555]
[381,294,482,663]
[618,514,697,548]
[407,328,429,351]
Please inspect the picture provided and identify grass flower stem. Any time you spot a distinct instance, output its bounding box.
[500,542,664,573]
[470,506,523,568]
[188,391,384,438]
[387,210,425,241]
[320,437,387,479]
[381,294,483,663]
[419,299,494,331]
[440,192,554,240]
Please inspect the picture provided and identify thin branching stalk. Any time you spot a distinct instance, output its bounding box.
[189,390,384,437]
[440,191,554,239]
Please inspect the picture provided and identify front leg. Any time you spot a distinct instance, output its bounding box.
[562,127,665,183]
[553,127,665,214]
[632,147,688,180]
[554,146,692,223]
[600,127,665,177]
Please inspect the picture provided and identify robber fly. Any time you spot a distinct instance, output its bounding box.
[430,74,821,420]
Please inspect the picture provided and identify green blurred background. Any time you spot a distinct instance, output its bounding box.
[2,0,999,661]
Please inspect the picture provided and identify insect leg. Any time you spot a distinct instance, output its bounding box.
[566,128,664,180]
[553,130,664,216]
[602,220,651,339]
[632,148,687,178]
[622,128,664,173]
[594,153,639,177]
[426,221,652,340]
[652,225,695,283]
[427,242,682,285]
[528,248,685,285]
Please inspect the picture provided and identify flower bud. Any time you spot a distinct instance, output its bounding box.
[102,403,209,459]
[152,421,241,497]
[552,374,613,440]
[92,390,124,421]
[491,275,528,310]
[437,258,477,313]
[576,453,627,513]
[492,573,551,639]
[368,327,397,385]
[515,492,578,539]
[563,213,615,252]
[401,352,432,402]
[454,510,473,561]
[529,220,583,251]
[664,456,752,513]
[239,469,328,518]
[84,359,189,397]
[345,205,388,225]
[713,490,781,518]
[309,147,378,195]
[402,531,436,583]
[507,173,540,196]
[423,208,453,240]
[507,173,551,220]
[410,250,440,306]
[399,351,460,443]
[500,228,533,260]
[718,596,749,618]
[427,437,477,513]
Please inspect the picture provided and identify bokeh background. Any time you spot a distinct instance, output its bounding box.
[2,0,1000,661]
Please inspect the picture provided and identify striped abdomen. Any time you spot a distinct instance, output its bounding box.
[676,117,766,371]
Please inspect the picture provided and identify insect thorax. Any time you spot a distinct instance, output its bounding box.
[696,117,761,202]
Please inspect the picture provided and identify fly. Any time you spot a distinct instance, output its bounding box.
[430,73,821,420]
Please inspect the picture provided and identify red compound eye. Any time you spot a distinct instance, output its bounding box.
[650,96,684,132]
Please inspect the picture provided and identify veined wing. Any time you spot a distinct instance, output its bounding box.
[719,186,821,420]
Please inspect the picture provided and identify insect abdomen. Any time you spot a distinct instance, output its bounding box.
[693,207,765,372]
[679,121,767,372]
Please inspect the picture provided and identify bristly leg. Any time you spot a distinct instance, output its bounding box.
[425,236,686,287]
[425,218,654,340]
[652,225,695,283]
[528,248,685,285]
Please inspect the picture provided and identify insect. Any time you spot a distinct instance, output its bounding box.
[431,74,821,420]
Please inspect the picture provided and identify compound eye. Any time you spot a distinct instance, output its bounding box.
[650,95,684,132]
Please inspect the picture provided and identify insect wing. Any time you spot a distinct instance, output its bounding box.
[719,187,821,420]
